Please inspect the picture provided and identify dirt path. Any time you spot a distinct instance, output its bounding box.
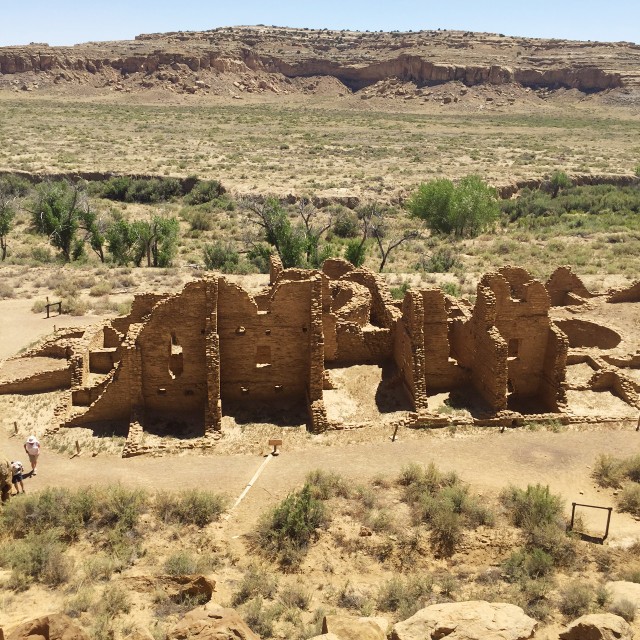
[2,425,639,545]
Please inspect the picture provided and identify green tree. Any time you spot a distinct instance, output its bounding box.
[407,175,499,238]
[241,197,305,268]
[549,171,571,198]
[106,215,179,267]
[106,218,137,266]
[203,242,239,272]
[0,187,16,261]
[30,181,101,262]
[344,238,366,267]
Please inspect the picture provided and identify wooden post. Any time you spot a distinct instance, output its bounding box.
[76,440,81,454]
[46,296,50,318]
[14,421,18,435]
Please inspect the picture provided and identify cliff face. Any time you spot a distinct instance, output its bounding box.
[0,26,639,96]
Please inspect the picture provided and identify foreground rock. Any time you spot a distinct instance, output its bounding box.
[7,614,88,640]
[322,614,388,640]
[391,601,537,640]
[606,581,640,609]
[560,613,632,640]
[168,606,259,640]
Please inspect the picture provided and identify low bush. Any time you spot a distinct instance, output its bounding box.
[333,210,359,238]
[203,242,239,272]
[504,548,554,581]
[377,573,433,619]
[609,598,636,623]
[256,484,328,569]
[278,583,312,610]
[500,484,564,531]
[305,469,352,500]
[154,489,227,527]
[100,176,182,203]
[233,564,279,606]
[185,180,224,205]
[592,454,627,488]
[0,531,73,586]
[559,581,592,617]
[163,551,199,576]
[242,597,277,638]
[617,483,640,516]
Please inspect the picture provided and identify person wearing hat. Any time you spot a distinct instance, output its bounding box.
[24,435,41,476]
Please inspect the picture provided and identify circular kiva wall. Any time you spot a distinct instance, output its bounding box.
[555,319,621,349]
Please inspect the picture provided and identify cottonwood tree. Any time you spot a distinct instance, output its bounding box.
[106,215,180,267]
[0,190,16,261]
[344,204,374,267]
[30,180,105,262]
[240,196,306,268]
[407,175,499,238]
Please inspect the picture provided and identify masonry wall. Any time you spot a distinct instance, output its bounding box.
[545,266,593,306]
[217,277,315,402]
[482,270,555,400]
[0,367,72,394]
[539,324,569,410]
[393,291,427,411]
[421,289,466,391]
[607,281,640,303]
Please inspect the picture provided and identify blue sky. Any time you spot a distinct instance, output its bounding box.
[1,1,638,47]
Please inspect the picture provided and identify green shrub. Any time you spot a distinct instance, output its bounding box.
[377,574,433,618]
[0,531,73,586]
[617,483,640,516]
[390,281,410,300]
[278,583,312,610]
[0,487,96,540]
[424,247,461,273]
[101,177,182,203]
[430,508,462,558]
[257,484,328,568]
[64,587,95,618]
[98,583,131,616]
[592,454,627,488]
[333,210,359,238]
[559,581,592,617]
[203,242,239,272]
[154,489,227,527]
[305,469,352,500]
[233,564,279,606]
[504,548,554,581]
[185,180,224,205]
[344,239,366,267]
[500,484,564,531]
[609,599,636,623]
[242,597,276,638]
[97,485,148,529]
[188,210,213,231]
[0,174,32,197]
[163,551,198,576]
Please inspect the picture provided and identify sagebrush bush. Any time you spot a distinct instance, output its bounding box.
[305,469,352,500]
[242,597,276,638]
[278,582,312,610]
[609,598,636,623]
[256,484,328,568]
[592,454,627,488]
[163,551,199,576]
[233,564,278,606]
[154,489,227,527]
[504,548,554,581]
[500,484,564,531]
[377,573,433,618]
[617,483,640,516]
[559,581,592,617]
[0,531,73,586]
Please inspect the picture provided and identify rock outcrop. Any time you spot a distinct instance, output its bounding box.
[168,606,259,640]
[321,614,388,640]
[559,613,632,640]
[391,601,537,640]
[7,614,88,640]
[606,581,640,610]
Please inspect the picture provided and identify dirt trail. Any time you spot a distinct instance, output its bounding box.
[2,425,639,544]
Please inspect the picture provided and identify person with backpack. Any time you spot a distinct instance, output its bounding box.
[11,460,25,494]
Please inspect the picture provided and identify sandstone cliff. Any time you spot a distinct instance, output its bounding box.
[1,26,639,98]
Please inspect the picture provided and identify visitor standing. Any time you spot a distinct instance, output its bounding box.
[11,461,25,494]
[24,435,41,475]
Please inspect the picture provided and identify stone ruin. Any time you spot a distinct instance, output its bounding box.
[1,261,638,456]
